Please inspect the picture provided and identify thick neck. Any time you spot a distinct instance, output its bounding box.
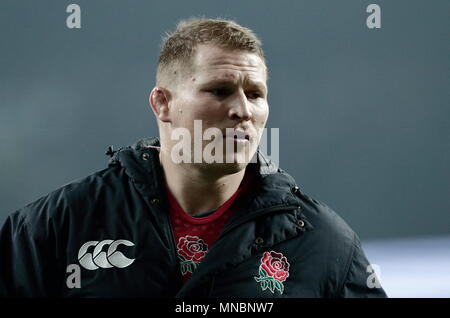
[159,149,246,216]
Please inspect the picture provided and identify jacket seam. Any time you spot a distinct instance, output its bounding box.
[334,232,357,298]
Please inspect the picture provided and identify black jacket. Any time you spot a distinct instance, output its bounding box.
[0,137,387,298]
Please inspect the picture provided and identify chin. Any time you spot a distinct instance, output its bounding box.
[201,161,248,176]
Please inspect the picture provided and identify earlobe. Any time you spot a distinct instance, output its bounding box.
[149,87,172,123]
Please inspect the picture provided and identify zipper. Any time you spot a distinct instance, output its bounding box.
[219,204,300,238]
[155,203,183,292]
[142,147,182,290]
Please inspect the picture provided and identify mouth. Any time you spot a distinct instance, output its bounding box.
[223,130,251,142]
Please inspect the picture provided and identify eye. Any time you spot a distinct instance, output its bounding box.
[246,91,262,100]
[208,88,232,97]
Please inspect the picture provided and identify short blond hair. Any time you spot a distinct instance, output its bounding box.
[156,18,266,87]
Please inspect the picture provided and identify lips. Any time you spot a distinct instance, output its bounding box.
[223,130,251,141]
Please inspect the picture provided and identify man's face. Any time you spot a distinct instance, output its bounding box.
[163,44,269,172]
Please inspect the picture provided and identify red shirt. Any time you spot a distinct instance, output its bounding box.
[166,175,252,283]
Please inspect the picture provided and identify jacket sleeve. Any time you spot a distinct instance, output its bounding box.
[0,210,61,297]
[337,234,388,298]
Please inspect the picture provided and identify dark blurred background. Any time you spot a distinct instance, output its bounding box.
[1,1,449,245]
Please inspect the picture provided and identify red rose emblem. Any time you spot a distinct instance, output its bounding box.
[261,251,290,282]
[177,235,208,262]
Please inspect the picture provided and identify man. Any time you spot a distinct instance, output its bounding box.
[0,18,386,297]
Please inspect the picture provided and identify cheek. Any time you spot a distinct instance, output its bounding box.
[171,97,199,125]
[181,95,222,118]
[253,104,269,127]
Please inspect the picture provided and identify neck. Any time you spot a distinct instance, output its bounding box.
[159,149,246,216]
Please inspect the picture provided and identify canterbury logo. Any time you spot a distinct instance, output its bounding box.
[77,239,135,270]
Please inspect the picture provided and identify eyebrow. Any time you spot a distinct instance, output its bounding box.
[201,78,267,95]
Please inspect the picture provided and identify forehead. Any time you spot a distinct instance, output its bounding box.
[191,44,267,84]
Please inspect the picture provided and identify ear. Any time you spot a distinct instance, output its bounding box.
[149,86,172,123]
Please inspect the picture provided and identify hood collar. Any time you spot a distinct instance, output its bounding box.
[108,137,302,211]
[131,136,280,175]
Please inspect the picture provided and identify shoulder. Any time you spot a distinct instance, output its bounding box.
[295,191,361,279]
[7,166,126,236]
[296,190,357,249]
[292,190,381,296]
[4,141,161,239]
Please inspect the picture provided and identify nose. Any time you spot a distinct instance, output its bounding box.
[228,89,253,121]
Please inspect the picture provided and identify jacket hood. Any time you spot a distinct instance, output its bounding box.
[107,137,304,218]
